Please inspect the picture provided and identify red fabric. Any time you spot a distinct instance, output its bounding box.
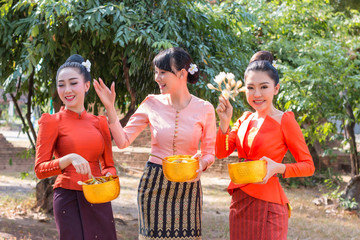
[230,188,288,240]
[216,111,315,204]
[35,107,116,191]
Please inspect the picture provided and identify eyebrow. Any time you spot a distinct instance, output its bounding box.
[247,81,271,86]
[57,77,79,82]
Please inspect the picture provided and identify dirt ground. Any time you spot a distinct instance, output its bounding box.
[0,170,360,240]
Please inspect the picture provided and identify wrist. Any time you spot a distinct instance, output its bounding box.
[59,154,72,170]
[106,107,118,124]
[278,163,286,174]
[219,121,230,134]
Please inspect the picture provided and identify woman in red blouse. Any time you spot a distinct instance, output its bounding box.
[216,51,315,240]
[35,54,117,240]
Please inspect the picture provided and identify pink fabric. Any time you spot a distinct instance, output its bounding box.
[109,94,216,166]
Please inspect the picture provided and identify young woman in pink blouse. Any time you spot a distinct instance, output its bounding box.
[94,47,216,240]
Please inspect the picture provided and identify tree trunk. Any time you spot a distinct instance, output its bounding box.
[340,174,360,211]
[308,143,320,170]
[35,176,56,214]
[344,102,359,176]
[25,72,37,145]
[120,56,137,126]
[9,93,36,150]
[35,92,61,214]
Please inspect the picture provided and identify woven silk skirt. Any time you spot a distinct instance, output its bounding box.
[229,188,288,240]
[138,162,202,240]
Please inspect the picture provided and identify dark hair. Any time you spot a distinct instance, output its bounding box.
[249,50,274,63]
[56,54,91,83]
[245,51,279,85]
[153,47,199,84]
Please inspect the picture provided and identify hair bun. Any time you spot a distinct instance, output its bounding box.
[249,51,274,64]
[65,54,85,64]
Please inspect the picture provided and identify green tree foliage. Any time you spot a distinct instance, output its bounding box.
[0,0,256,129]
[241,0,360,173]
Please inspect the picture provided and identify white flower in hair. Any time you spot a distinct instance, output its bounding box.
[188,63,198,75]
[272,60,278,69]
[82,60,91,72]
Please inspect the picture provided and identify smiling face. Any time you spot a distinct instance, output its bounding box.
[154,66,183,95]
[245,71,280,114]
[57,67,90,113]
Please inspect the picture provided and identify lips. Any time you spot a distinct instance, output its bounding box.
[158,84,166,89]
[253,100,265,105]
[65,95,75,102]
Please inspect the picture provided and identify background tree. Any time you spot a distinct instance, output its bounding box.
[0,0,256,212]
[240,0,360,208]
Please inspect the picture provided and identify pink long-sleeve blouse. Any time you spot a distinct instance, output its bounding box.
[109,94,216,167]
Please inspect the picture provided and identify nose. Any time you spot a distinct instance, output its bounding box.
[154,73,160,83]
[254,88,261,97]
[64,83,72,94]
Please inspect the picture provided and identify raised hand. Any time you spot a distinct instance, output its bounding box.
[216,96,233,133]
[93,78,116,109]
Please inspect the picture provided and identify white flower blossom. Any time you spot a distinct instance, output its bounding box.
[221,89,231,100]
[226,72,235,81]
[82,60,91,72]
[230,78,236,87]
[272,60,278,69]
[236,80,243,88]
[207,83,216,90]
[188,63,198,75]
[207,71,245,100]
[214,72,226,85]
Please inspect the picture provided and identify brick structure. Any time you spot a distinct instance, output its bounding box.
[0,133,34,172]
[112,127,352,174]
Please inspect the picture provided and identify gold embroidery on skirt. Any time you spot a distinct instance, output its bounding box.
[139,236,201,240]
[166,180,176,236]
[150,168,162,236]
[138,167,150,233]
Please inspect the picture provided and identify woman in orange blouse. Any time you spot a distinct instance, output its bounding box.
[216,51,315,240]
[35,54,117,240]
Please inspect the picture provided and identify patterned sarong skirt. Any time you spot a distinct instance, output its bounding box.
[229,188,288,240]
[138,162,202,240]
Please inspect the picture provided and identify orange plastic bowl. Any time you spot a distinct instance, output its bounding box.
[228,160,267,184]
[82,176,120,204]
[163,155,199,182]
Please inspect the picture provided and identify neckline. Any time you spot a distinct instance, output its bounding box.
[61,106,87,119]
[167,94,193,112]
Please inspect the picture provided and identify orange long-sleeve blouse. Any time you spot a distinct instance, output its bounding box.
[216,111,315,204]
[34,107,117,191]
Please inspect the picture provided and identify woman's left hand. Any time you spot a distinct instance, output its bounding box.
[257,156,286,184]
[188,157,207,182]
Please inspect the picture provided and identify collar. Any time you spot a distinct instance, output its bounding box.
[60,106,87,119]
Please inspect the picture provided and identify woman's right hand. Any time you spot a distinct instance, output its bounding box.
[216,96,233,133]
[93,78,116,109]
[59,153,92,177]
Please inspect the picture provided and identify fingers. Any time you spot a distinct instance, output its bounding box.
[217,102,227,112]
[71,155,91,176]
[111,82,115,94]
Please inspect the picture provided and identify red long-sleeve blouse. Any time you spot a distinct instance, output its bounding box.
[216,111,315,204]
[34,107,117,191]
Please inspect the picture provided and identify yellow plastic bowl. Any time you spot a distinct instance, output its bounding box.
[228,160,267,184]
[82,176,120,204]
[163,155,199,182]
